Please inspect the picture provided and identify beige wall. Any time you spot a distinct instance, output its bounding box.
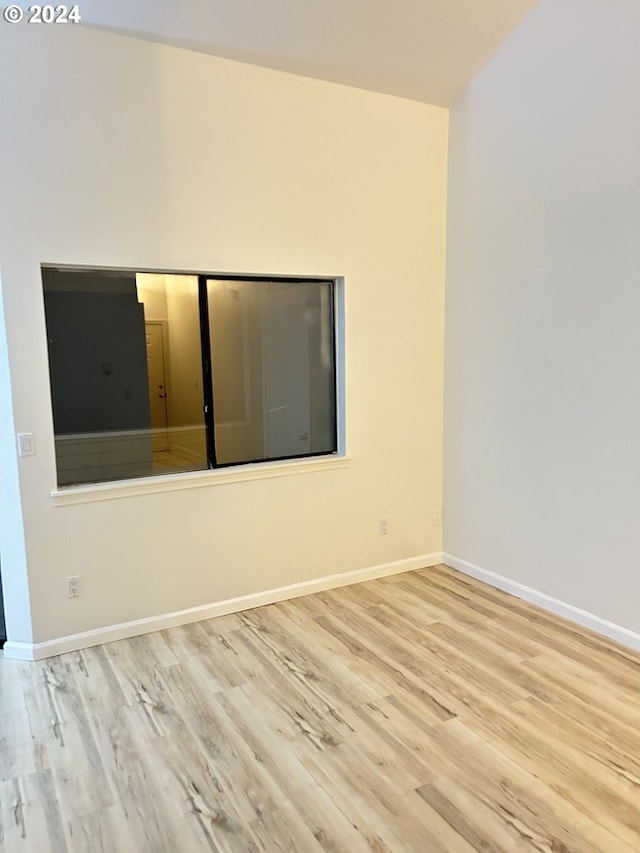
[0,25,447,647]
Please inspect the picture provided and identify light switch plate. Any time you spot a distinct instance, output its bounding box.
[17,433,35,456]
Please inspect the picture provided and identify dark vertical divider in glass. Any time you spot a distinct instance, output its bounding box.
[198,275,216,468]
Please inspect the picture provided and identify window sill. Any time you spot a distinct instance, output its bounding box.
[50,454,351,507]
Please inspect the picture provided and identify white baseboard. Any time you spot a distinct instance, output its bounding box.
[442,553,640,652]
[3,553,443,661]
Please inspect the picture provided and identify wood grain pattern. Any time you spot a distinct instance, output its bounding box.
[1,563,638,851]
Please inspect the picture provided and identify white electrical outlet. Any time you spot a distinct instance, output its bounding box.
[379,517,389,535]
[432,508,442,526]
[66,576,81,598]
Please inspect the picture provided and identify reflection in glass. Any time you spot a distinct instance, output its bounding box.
[42,269,336,486]
[42,269,207,486]
[136,274,208,474]
[207,279,336,465]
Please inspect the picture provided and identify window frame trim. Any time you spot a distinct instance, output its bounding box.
[49,453,351,506]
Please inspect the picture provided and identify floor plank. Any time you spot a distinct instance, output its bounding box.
[1,564,638,851]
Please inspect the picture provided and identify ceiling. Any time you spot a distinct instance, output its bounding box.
[83,0,540,107]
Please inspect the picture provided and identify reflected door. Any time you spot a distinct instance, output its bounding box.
[145,322,169,451]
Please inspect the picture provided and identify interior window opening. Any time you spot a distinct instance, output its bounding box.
[42,268,337,487]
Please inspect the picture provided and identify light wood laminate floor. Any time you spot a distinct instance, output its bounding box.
[1,564,638,852]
